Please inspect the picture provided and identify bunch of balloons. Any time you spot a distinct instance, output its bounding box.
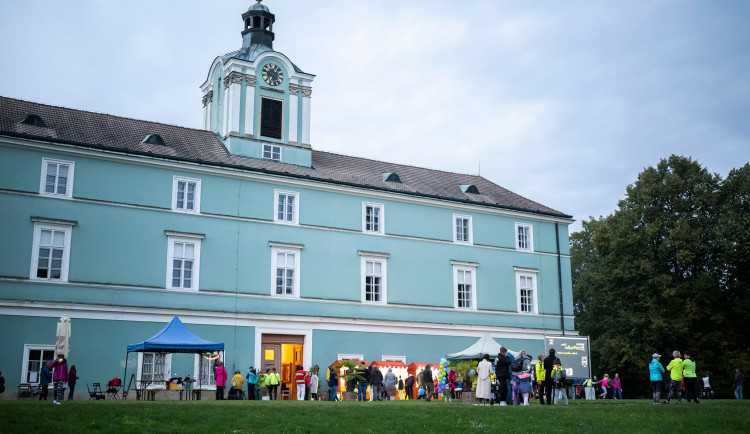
[436,358,454,399]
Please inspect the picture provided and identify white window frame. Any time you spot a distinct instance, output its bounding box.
[451,260,478,310]
[359,251,389,304]
[515,223,534,251]
[136,352,172,389]
[193,352,223,390]
[274,190,299,225]
[270,242,303,298]
[515,267,539,314]
[172,176,201,213]
[20,344,56,384]
[338,354,364,361]
[165,231,204,290]
[30,218,74,282]
[39,158,74,199]
[453,214,473,244]
[362,202,385,235]
[263,144,282,161]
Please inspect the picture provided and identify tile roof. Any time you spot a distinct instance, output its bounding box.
[0,96,570,218]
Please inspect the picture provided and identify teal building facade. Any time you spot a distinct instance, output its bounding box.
[0,3,574,396]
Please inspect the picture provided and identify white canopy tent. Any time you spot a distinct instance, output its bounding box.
[445,333,519,360]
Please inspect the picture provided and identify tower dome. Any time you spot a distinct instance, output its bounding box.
[241,1,275,49]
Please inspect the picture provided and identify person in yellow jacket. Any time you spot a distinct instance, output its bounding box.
[266,367,281,400]
[664,350,683,404]
[230,370,245,400]
[535,354,548,404]
[583,378,595,400]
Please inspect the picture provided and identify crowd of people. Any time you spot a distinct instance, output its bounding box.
[6,349,744,403]
[23,353,79,404]
[212,362,322,401]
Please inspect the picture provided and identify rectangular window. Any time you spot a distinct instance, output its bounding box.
[271,242,303,297]
[166,232,203,290]
[516,223,534,251]
[360,252,389,303]
[194,353,220,389]
[263,144,281,161]
[30,220,74,281]
[172,176,201,213]
[362,202,384,234]
[453,214,472,244]
[452,261,478,310]
[274,190,299,224]
[515,267,539,314]
[21,345,56,384]
[138,352,171,388]
[260,97,283,139]
[40,158,74,198]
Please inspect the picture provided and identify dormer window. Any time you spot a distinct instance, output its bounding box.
[142,134,167,146]
[460,184,480,194]
[20,114,47,127]
[382,172,402,183]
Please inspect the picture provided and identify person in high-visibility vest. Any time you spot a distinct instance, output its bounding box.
[535,354,547,404]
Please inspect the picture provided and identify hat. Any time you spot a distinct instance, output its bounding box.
[652,353,661,358]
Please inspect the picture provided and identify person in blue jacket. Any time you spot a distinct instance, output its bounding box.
[38,362,52,401]
[649,353,666,404]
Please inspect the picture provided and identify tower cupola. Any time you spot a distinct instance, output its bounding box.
[241,1,275,49]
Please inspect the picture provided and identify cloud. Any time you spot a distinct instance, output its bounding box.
[1,0,748,233]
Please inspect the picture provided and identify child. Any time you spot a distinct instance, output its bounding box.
[518,372,532,405]
[417,386,426,400]
[455,380,463,400]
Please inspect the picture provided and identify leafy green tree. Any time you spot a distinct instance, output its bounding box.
[572,155,749,397]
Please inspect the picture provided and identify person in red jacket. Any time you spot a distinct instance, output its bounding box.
[295,365,308,400]
[214,361,228,400]
[447,368,458,401]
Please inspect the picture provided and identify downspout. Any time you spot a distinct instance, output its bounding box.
[556,222,565,335]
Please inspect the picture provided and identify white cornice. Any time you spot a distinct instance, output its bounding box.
[0,136,574,226]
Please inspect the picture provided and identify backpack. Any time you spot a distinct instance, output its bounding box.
[513,356,530,372]
[554,368,566,383]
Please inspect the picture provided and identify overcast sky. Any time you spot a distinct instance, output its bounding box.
[2,0,748,232]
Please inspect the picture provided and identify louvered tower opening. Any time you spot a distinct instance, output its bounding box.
[260,98,283,139]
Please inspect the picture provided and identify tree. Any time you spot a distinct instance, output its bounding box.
[572,156,749,397]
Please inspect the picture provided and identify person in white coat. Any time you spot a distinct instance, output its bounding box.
[476,354,493,405]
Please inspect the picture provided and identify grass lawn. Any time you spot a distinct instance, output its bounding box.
[1,399,748,433]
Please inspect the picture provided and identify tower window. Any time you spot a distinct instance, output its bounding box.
[263,144,281,161]
[260,98,283,139]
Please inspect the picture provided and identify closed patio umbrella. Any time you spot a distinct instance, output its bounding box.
[55,314,71,358]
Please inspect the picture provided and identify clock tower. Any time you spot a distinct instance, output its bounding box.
[200,1,315,167]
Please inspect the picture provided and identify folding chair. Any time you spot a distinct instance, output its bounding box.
[88,383,105,400]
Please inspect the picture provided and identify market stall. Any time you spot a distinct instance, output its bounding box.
[371,360,408,399]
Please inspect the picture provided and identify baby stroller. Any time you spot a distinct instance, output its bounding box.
[490,380,502,405]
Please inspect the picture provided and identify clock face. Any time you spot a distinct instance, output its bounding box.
[261,63,284,86]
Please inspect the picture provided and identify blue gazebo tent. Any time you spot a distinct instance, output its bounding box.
[127,316,224,353]
[124,316,224,392]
